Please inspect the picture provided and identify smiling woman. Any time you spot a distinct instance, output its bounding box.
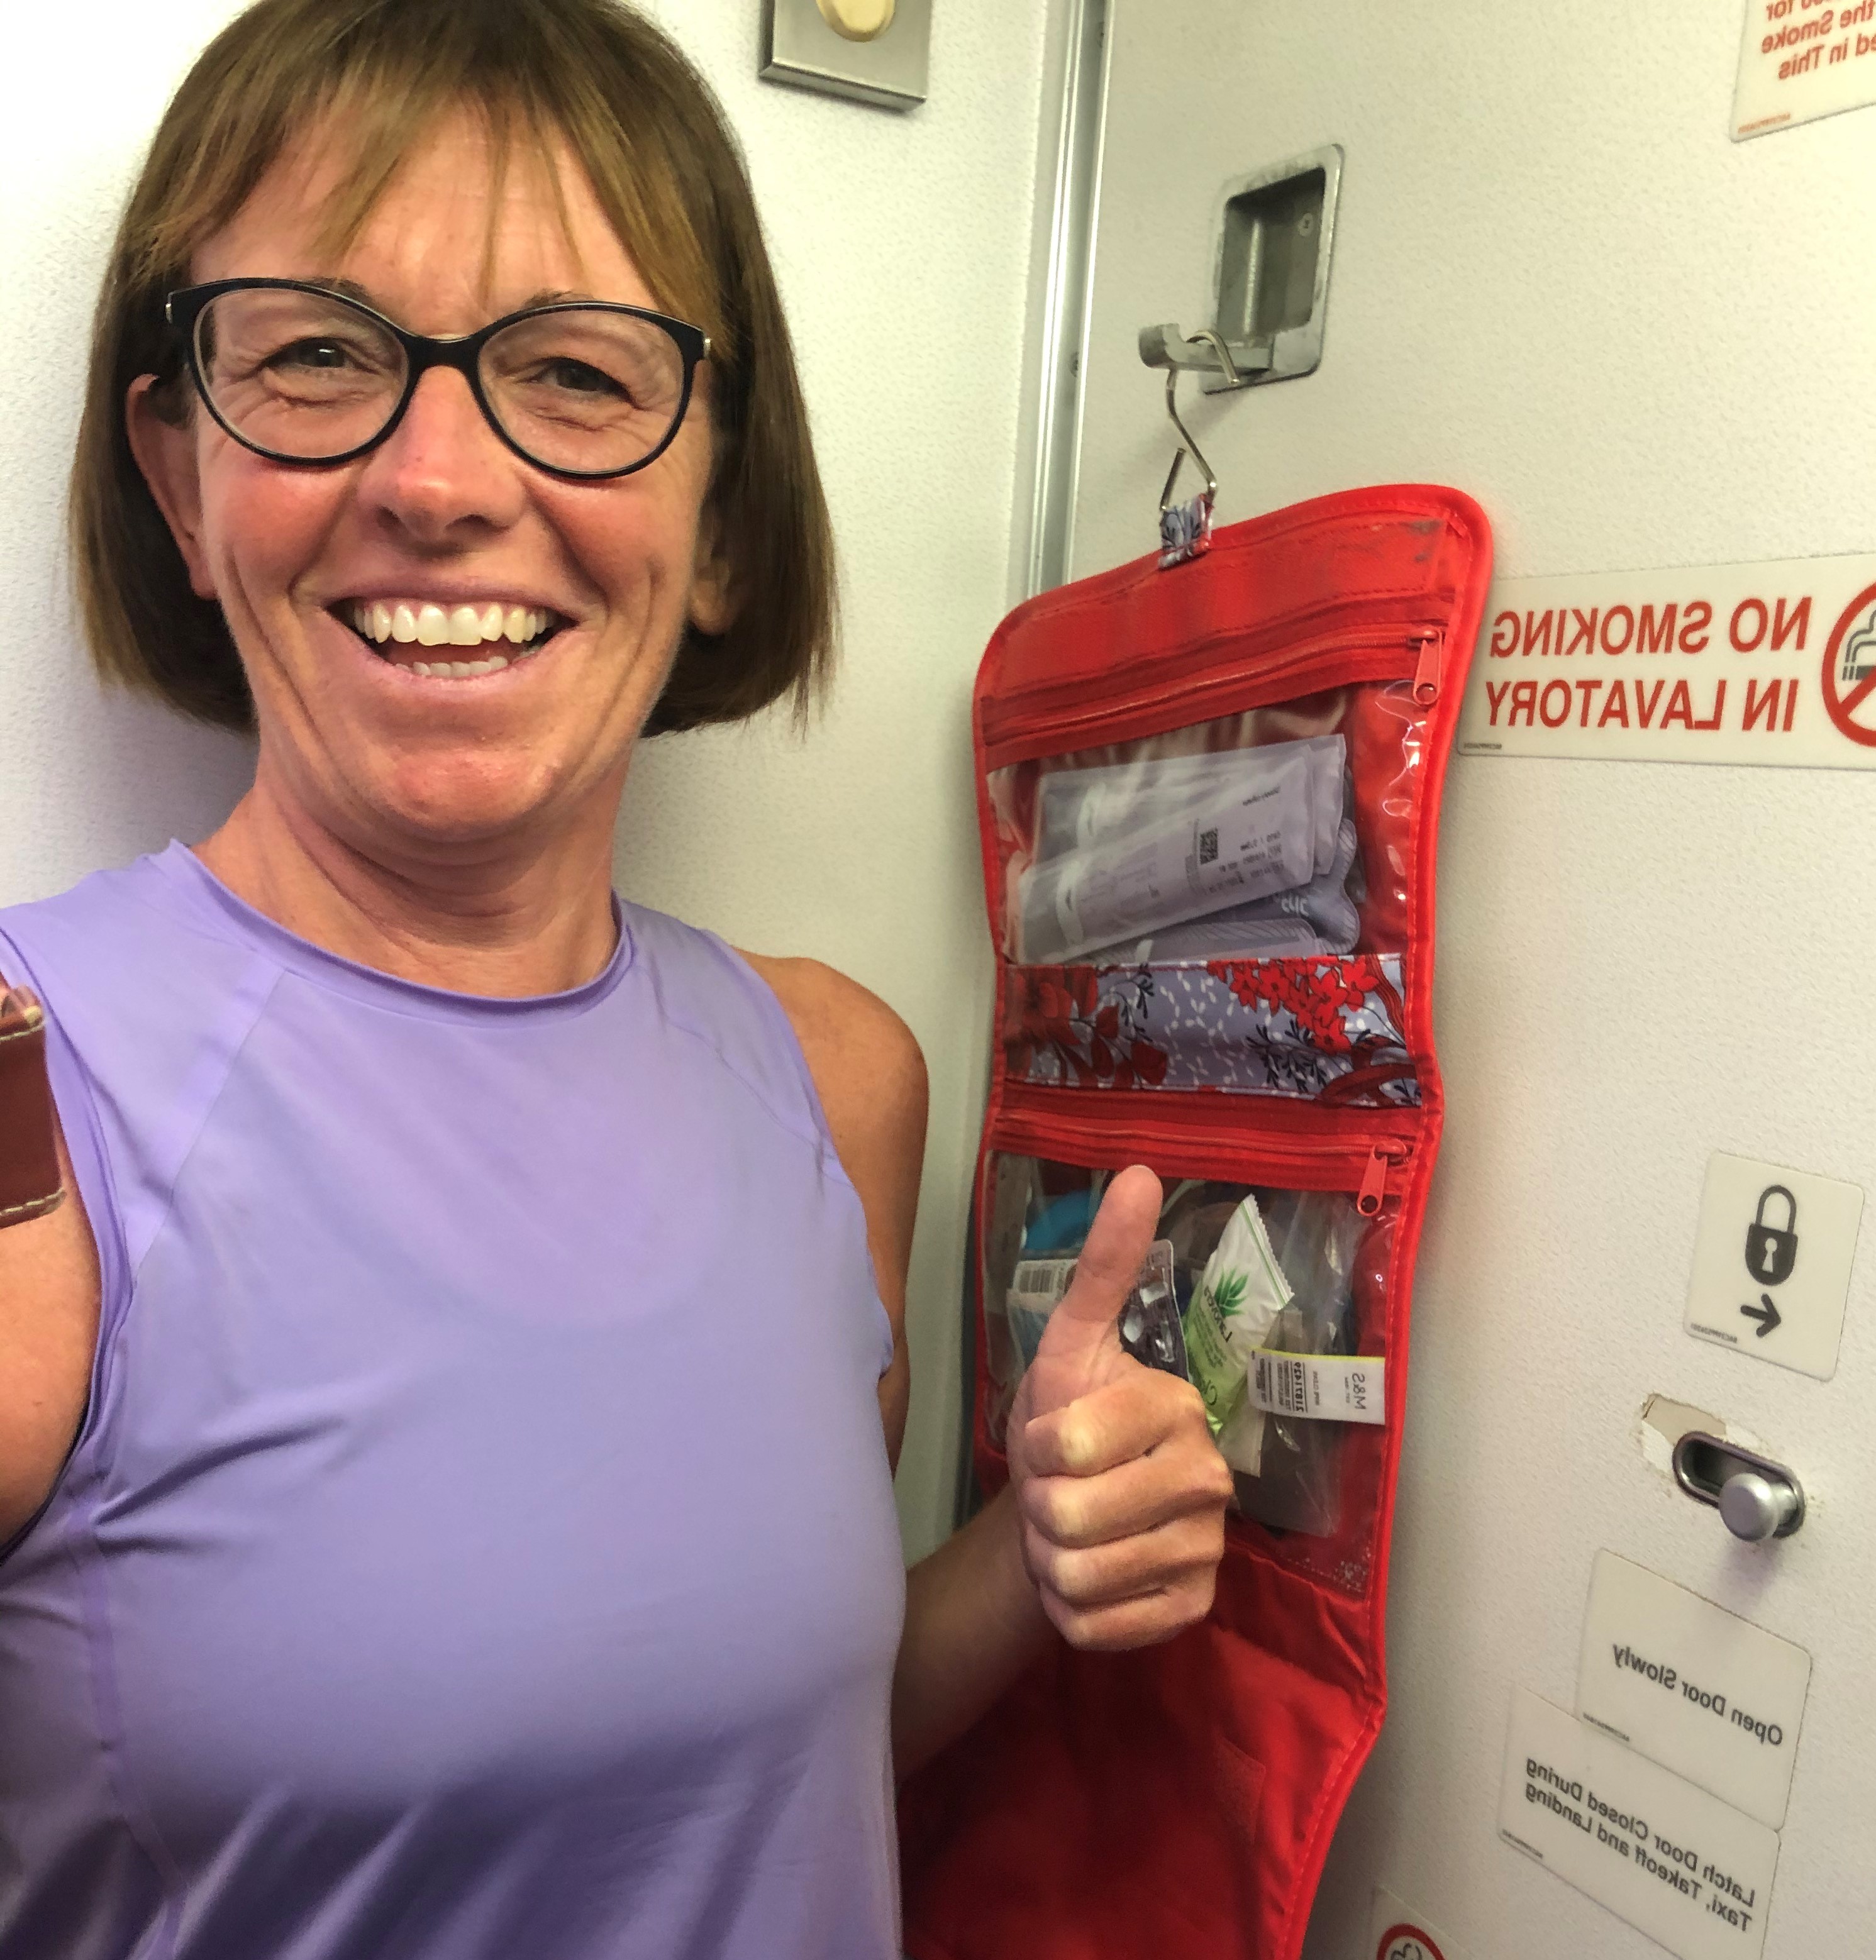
[0,3,1235,1957]
[74,0,830,738]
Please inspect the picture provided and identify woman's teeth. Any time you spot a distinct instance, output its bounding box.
[343,600,558,678]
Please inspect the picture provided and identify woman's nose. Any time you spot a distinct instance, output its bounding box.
[356,365,529,542]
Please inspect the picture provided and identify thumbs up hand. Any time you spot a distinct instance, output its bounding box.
[1006,1166,1235,1651]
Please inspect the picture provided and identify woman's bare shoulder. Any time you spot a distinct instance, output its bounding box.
[740,954,927,1151]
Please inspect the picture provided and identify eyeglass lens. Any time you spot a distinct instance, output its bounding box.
[191,287,689,474]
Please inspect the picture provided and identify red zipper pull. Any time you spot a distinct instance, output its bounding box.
[1410,628,1444,706]
[1358,1142,1409,1216]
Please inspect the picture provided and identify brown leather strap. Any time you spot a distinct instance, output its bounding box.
[0,987,63,1227]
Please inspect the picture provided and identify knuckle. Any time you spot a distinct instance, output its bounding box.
[1180,1570,1219,1624]
[1045,1546,1098,1605]
[1171,1378,1210,1427]
[1171,1510,1221,1559]
[1054,1415,1099,1475]
[1023,1523,1063,1589]
[1046,1595,1095,1648]
[1037,1536,1111,1607]
[1043,1485,1089,1544]
[1167,1439,1235,1510]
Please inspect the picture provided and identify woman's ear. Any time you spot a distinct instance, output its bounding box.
[687,504,736,637]
[125,375,217,602]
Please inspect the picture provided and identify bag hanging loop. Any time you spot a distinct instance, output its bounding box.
[1156,329,1235,567]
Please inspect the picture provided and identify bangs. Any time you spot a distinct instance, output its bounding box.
[129,0,729,357]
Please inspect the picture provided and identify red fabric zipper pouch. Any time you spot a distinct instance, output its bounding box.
[899,485,1492,1960]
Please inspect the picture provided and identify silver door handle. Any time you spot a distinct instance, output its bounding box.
[1672,1431,1805,1542]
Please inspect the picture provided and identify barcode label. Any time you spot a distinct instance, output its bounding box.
[1009,1257,1077,1304]
[1255,1354,1309,1416]
[1247,1351,1387,1425]
[1197,826,1219,865]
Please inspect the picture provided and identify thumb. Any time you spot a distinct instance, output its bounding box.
[1026,1165,1163,1414]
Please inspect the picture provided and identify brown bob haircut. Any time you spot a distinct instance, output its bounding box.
[70,0,835,736]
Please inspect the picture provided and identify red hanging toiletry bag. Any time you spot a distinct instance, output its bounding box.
[899,484,1492,1960]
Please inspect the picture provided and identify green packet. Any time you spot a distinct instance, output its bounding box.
[1181,1194,1293,1451]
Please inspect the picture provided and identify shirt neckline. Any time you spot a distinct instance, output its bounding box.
[145,840,634,1026]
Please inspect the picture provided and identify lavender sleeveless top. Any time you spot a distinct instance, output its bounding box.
[0,843,905,1959]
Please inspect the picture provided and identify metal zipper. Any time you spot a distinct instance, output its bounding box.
[1410,626,1445,707]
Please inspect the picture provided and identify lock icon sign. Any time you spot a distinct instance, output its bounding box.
[1745,1185,1799,1287]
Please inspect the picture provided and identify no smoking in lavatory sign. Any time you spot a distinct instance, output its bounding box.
[1685,1152,1863,1380]
[1458,550,1876,771]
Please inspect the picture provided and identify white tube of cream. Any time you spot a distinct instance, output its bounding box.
[1037,734,1345,877]
[1019,745,1318,963]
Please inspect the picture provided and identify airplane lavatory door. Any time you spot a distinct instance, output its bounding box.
[1044,3,1876,1956]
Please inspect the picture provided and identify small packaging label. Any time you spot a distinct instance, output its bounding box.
[1248,1351,1386,1425]
[1008,1257,1078,1305]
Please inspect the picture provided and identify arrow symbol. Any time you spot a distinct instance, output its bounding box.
[1741,1293,1782,1338]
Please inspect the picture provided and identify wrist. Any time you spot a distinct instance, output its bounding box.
[982,1481,1053,1644]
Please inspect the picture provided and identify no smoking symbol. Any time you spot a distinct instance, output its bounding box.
[1377,1927,1446,1960]
[1822,581,1876,746]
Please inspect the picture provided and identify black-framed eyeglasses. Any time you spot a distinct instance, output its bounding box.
[165,279,711,481]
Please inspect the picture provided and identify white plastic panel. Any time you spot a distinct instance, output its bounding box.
[1076,4,1876,1954]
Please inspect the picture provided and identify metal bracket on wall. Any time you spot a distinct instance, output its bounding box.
[1138,143,1343,395]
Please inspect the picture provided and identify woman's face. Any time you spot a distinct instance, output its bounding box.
[131,111,728,863]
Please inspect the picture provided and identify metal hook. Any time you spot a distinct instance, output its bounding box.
[1159,331,1229,513]
[1138,321,1267,388]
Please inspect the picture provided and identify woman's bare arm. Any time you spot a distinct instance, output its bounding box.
[741,952,924,1466]
[0,1071,101,1545]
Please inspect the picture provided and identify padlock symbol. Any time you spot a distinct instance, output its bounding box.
[1745,1185,1799,1287]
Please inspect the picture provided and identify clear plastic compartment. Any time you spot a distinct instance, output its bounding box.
[981,1153,1398,1592]
[987,686,1425,1107]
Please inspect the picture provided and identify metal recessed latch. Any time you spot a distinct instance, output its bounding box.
[1672,1431,1806,1542]
[1138,144,1344,396]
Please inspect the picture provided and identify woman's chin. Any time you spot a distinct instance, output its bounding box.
[345,752,582,855]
